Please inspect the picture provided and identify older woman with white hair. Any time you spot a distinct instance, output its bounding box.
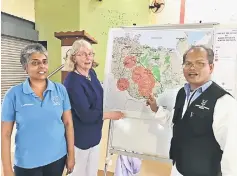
[63,39,124,176]
[1,43,75,176]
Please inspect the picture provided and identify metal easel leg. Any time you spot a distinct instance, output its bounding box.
[104,120,113,176]
[104,163,108,176]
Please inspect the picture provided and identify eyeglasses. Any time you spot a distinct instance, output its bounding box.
[182,61,209,69]
[28,59,48,66]
[75,52,95,58]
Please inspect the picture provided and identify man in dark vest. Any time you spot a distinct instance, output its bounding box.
[146,45,237,176]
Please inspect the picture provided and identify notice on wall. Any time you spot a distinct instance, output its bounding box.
[213,28,237,98]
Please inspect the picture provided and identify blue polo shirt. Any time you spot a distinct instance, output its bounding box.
[1,78,71,168]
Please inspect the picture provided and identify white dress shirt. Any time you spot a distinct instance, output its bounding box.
[154,83,237,176]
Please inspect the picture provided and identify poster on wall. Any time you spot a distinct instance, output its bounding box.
[212,28,237,98]
[61,46,71,71]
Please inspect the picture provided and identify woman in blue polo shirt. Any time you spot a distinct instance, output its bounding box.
[1,43,75,176]
[63,39,124,176]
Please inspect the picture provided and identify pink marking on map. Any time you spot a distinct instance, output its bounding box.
[138,81,154,97]
[123,55,137,68]
[132,66,146,83]
[117,78,130,91]
[138,86,152,97]
[138,74,155,88]
[131,66,156,97]
[138,70,155,97]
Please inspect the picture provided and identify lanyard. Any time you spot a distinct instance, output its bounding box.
[187,90,198,107]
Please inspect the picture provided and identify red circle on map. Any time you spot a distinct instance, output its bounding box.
[123,55,137,68]
[117,78,129,91]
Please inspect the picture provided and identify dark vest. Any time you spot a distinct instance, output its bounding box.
[170,82,229,176]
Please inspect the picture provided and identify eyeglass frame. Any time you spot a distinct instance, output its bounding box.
[74,52,95,58]
[182,61,211,69]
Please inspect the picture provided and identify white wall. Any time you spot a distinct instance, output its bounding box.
[155,0,237,24]
[1,0,35,22]
[185,0,237,24]
[156,0,181,24]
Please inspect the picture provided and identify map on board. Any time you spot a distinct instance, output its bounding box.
[104,29,213,118]
[103,28,213,157]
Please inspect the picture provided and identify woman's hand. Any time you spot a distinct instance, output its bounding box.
[1,121,14,176]
[66,155,75,175]
[62,110,75,175]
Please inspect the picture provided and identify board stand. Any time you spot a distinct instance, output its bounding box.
[103,120,172,176]
[103,22,220,176]
[103,120,113,176]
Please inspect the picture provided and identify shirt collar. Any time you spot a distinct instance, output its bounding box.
[184,80,213,97]
[23,78,54,94]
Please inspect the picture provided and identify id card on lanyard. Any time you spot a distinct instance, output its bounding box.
[181,89,198,118]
